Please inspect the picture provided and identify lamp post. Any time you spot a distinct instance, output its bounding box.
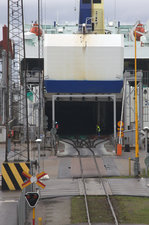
[134,30,140,177]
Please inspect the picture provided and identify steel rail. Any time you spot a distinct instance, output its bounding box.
[88,147,119,225]
[60,137,118,224]
[74,147,92,225]
[61,136,108,148]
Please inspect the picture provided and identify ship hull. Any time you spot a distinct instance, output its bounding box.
[44,80,123,93]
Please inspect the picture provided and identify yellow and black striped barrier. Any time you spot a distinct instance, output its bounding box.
[2,162,30,191]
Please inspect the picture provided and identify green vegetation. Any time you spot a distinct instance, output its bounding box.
[71,196,113,223]
[111,196,149,224]
[71,196,87,223]
[71,196,149,224]
[87,196,113,223]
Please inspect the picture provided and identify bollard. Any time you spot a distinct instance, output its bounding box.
[117,144,122,156]
[129,157,131,176]
[38,217,42,225]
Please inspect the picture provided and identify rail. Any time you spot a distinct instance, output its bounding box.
[88,146,119,225]
[61,136,119,225]
[71,144,91,225]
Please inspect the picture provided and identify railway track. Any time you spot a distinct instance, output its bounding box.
[61,136,119,225]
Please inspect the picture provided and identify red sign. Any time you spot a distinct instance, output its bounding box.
[117,121,124,137]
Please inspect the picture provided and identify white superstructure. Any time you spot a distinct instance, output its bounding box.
[44,34,124,82]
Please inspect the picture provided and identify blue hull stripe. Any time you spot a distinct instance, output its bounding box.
[44,80,123,93]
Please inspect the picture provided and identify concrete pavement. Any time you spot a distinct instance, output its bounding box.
[40,177,149,197]
[0,141,149,225]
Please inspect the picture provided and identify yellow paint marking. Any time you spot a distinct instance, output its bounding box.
[36,181,45,189]
[20,163,30,173]
[22,181,32,189]
[2,164,15,190]
[36,171,46,179]
[8,163,24,189]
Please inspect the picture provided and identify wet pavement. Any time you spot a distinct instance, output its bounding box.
[0,189,20,225]
[0,140,149,225]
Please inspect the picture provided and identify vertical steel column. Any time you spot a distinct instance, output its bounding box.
[139,80,143,130]
[38,72,41,138]
[134,30,140,176]
[5,0,10,162]
[113,95,117,140]
[38,0,41,59]
[38,0,41,139]
[138,79,143,149]
[21,0,30,161]
[97,102,100,123]
[124,79,127,131]
[2,50,7,124]
[37,141,41,173]
[40,72,44,132]
[119,77,126,144]
[129,84,131,127]
[52,95,55,129]
[2,90,5,124]
[135,30,139,159]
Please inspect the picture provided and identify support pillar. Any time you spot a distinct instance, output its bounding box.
[113,95,116,140]
[52,95,55,128]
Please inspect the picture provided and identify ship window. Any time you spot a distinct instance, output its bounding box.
[82,0,91,4]
[93,0,101,3]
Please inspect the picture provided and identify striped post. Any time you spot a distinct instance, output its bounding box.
[33,208,35,225]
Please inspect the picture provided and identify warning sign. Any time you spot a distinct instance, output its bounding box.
[117,121,124,137]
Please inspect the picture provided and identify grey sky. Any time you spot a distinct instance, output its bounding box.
[0,0,149,29]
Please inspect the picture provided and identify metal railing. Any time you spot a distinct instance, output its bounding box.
[126,70,149,87]
[143,71,149,87]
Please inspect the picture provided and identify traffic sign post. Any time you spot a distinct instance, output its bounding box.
[22,171,47,225]
[33,207,35,225]
[25,192,40,225]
